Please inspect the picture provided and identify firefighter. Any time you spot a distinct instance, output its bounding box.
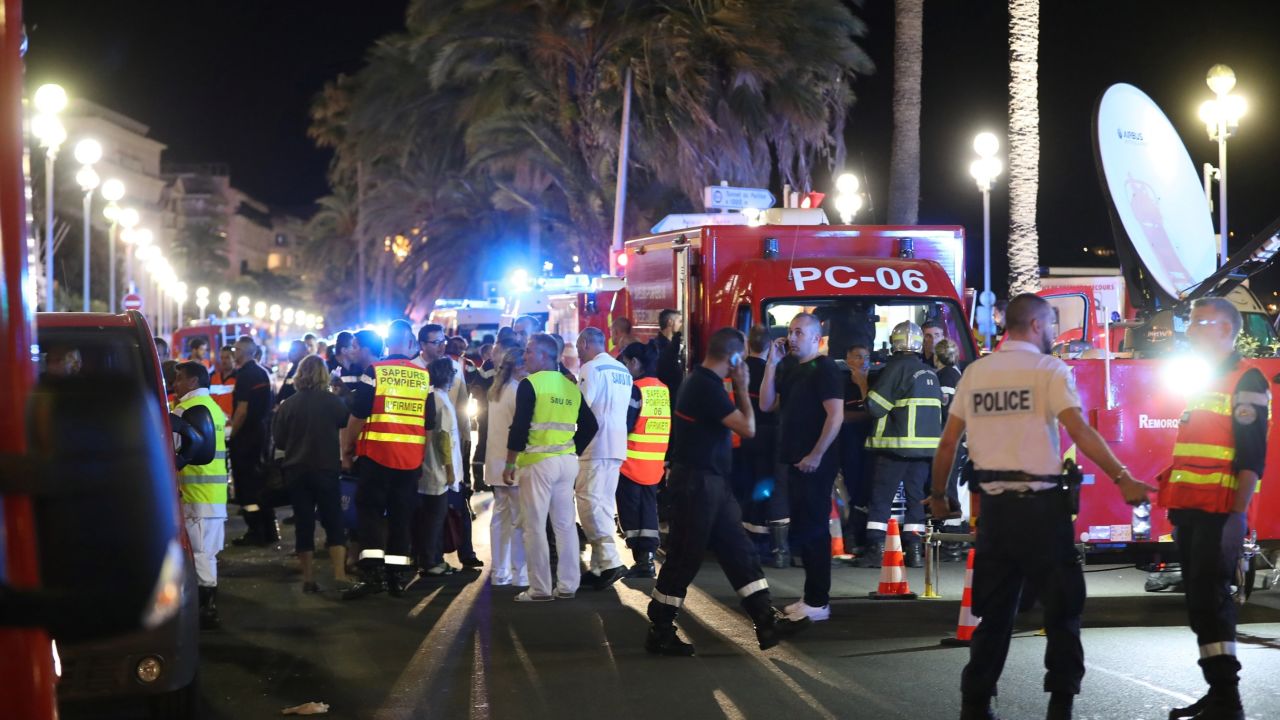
[575,327,633,588]
[209,345,237,430]
[928,294,1152,720]
[645,327,808,656]
[170,361,227,630]
[616,341,668,578]
[854,321,942,569]
[1162,297,1269,720]
[341,320,434,600]
[502,333,598,602]
[229,336,276,546]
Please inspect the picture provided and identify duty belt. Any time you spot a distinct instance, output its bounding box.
[974,470,1060,484]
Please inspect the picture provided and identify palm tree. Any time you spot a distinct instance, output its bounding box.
[1007,0,1040,295]
[887,0,923,225]
[170,218,229,281]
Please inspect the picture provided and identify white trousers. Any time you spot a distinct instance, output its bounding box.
[183,511,226,588]
[518,454,581,597]
[575,458,624,573]
[490,485,527,585]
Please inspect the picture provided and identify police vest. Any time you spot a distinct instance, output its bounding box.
[1159,362,1264,514]
[356,359,431,470]
[622,377,670,485]
[865,354,943,458]
[517,370,581,469]
[175,393,228,515]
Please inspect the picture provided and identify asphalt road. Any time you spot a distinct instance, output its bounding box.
[66,492,1280,720]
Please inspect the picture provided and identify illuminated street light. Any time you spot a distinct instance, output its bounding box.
[32,87,68,310]
[833,172,863,224]
[196,286,210,319]
[217,291,232,318]
[970,132,1003,351]
[237,295,250,317]
[100,179,126,312]
[254,301,267,319]
[74,143,102,312]
[1200,64,1245,266]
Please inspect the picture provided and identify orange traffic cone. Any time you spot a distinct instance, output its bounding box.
[830,499,852,560]
[941,548,980,646]
[869,519,917,600]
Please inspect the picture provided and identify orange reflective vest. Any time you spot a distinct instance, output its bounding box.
[356,359,432,470]
[209,370,236,419]
[1158,361,1261,514]
[621,377,670,485]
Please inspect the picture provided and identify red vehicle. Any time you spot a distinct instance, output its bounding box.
[172,318,254,361]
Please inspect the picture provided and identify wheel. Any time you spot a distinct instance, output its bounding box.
[148,673,200,720]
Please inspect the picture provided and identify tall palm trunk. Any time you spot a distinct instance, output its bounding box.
[356,162,368,319]
[887,0,923,225]
[1007,0,1041,295]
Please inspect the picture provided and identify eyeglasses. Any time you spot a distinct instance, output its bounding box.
[425,338,447,345]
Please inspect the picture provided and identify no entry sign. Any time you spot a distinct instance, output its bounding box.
[122,293,143,311]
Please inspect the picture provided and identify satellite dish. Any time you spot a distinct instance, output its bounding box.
[1093,84,1217,308]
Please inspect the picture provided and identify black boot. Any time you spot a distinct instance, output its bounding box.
[1046,692,1072,720]
[743,591,809,650]
[769,524,791,569]
[197,586,221,631]
[625,550,656,579]
[1186,685,1243,720]
[261,510,281,543]
[904,542,924,568]
[342,567,386,600]
[852,541,884,568]
[645,600,695,656]
[231,509,266,546]
[385,568,405,597]
[959,698,998,720]
[1168,693,1209,720]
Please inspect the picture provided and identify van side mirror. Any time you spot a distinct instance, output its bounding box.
[0,376,184,643]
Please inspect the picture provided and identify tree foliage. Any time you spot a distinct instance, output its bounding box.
[307,0,873,317]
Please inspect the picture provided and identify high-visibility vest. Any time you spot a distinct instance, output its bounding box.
[1159,361,1266,513]
[517,370,581,469]
[622,377,670,485]
[356,359,431,470]
[209,370,236,418]
[175,393,228,514]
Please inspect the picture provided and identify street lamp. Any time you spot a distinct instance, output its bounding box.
[196,286,210,320]
[1199,64,1246,266]
[833,172,864,224]
[100,178,125,312]
[254,301,267,319]
[173,281,188,329]
[236,295,250,318]
[74,138,103,312]
[33,83,68,310]
[117,208,141,292]
[217,291,232,319]
[970,132,1003,350]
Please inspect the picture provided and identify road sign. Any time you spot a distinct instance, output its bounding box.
[703,185,776,211]
[122,293,143,311]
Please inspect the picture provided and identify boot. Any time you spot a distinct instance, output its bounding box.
[769,524,791,569]
[852,541,883,568]
[904,542,924,568]
[385,568,405,597]
[645,624,695,656]
[1046,692,1072,720]
[1178,685,1243,720]
[197,586,220,631]
[959,699,999,720]
[231,509,266,546]
[342,567,386,600]
[261,510,281,543]
[743,591,809,650]
[625,550,656,579]
[1168,693,1208,720]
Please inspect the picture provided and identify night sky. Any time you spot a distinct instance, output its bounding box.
[22,0,1280,301]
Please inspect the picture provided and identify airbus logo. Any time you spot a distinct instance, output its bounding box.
[1138,414,1179,429]
[1116,128,1145,143]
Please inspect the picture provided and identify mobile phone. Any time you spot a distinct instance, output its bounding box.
[729,352,743,368]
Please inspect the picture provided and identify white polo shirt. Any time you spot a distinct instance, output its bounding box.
[950,340,1081,483]
[577,351,634,460]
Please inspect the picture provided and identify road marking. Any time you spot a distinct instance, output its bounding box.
[1083,662,1197,704]
[408,586,443,619]
[470,629,491,720]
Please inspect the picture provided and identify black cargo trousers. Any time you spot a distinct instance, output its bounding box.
[961,486,1086,702]
[1169,508,1243,688]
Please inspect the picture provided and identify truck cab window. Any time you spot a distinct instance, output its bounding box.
[736,304,752,333]
[763,297,976,364]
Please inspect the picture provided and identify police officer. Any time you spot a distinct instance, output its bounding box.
[342,320,435,599]
[928,294,1151,720]
[855,321,942,569]
[1162,298,1268,720]
[645,327,808,656]
[171,361,227,630]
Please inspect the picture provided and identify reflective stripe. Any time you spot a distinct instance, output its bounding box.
[1235,390,1270,406]
[359,549,385,561]
[741,522,769,534]
[1169,469,1238,490]
[866,521,888,531]
[651,590,683,607]
[384,554,412,566]
[1172,443,1235,461]
[359,375,377,386]
[368,413,425,426]
[183,502,226,516]
[209,384,234,395]
[1199,641,1237,658]
[244,504,261,512]
[735,578,769,598]
[626,433,669,444]
[867,391,894,412]
[894,397,941,408]
[524,442,575,454]
[866,436,941,449]
[625,450,667,461]
[340,375,359,383]
[902,523,927,533]
[531,421,576,432]
[179,474,228,485]
[623,529,661,538]
[362,431,427,445]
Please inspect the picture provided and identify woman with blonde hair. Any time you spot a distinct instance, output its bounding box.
[486,346,528,586]
[273,354,351,592]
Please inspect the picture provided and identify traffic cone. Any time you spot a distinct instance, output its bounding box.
[830,498,852,560]
[941,548,980,646]
[869,519,917,600]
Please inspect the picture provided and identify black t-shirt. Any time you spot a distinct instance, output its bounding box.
[746,356,775,427]
[231,361,272,436]
[937,364,962,423]
[776,355,842,464]
[668,366,736,476]
[276,362,299,405]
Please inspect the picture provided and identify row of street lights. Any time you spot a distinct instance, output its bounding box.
[192,285,325,332]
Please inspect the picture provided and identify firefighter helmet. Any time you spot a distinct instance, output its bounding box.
[890,321,924,353]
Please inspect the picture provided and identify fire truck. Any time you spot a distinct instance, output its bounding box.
[171,317,255,360]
